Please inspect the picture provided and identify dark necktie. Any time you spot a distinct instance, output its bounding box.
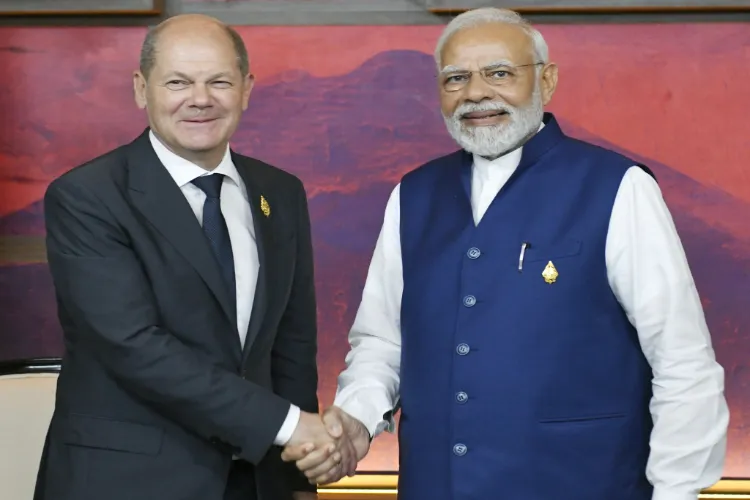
[191,174,236,310]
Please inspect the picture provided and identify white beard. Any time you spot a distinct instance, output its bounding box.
[443,86,544,159]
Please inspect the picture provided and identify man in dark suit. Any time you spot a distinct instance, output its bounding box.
[34,14,344,500]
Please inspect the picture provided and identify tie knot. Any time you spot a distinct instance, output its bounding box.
[191,174,224,199]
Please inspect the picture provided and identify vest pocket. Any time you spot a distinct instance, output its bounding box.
[523,238,582,263]
[538,412,625,424]
[535,412,630,497]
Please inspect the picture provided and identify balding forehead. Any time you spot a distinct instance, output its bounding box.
[441,22,536,64]
[151,15,231,46]
[448,22,533,49]
[158,13,224,30]
[153,16,236,53]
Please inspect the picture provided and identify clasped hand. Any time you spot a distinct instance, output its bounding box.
[282,407,370,485]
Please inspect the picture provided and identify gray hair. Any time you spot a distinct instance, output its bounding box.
[139,22,250,79]
[434,8,549,69]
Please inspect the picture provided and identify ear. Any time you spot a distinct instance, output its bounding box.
[241,72,255,111]
[133,71,148,110]
[539,62,558,106]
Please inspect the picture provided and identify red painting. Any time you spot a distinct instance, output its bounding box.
[0,23,748,474]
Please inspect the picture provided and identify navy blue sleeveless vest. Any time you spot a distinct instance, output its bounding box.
[397,114,653,500]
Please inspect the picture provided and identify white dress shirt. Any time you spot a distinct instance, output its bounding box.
[150,132,300,446]
[333,135,729,500]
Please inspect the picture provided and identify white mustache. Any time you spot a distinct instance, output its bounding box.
[454,101,514,119]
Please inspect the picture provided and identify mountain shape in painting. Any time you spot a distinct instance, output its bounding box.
[1,49,748,473]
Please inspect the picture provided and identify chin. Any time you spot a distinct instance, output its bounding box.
[465,123,507,132]
[177,134,226,153]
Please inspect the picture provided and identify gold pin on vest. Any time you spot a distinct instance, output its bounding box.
[260,195,270,217]
[542,261,558,284]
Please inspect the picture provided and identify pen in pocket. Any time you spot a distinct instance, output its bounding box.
[518,241,531,272]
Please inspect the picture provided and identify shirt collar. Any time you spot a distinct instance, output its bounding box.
[473,144,523,173]
[149,130,242,188]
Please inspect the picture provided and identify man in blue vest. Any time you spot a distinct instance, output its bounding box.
[282,7,729,499]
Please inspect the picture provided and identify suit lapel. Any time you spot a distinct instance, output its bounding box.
[234,154,272,359]
[125,130,241,354]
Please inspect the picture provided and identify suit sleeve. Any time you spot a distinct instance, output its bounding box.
[44,177,290,465]
[270,178,320,492]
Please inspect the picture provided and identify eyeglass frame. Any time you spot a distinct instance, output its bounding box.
[439,61,545,93]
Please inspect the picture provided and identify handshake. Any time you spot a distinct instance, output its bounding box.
[282,407,371,485]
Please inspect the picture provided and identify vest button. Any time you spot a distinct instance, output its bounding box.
[456,343,470,355]
[456,391,468,404]
[453,443,468,456]
[463,295,476,307]
[467,247,481,259]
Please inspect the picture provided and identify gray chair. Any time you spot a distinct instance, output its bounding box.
[0,358,60,500]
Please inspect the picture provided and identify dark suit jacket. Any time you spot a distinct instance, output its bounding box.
[34,129,319,500]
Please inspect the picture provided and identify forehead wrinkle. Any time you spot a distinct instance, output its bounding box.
[441,23,536,67]
[163,70,233,80]
[482,59,515,69]
[440,59,515,75]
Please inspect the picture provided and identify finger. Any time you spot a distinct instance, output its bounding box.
[302,449,342,480]
[340,439,357,476]
[309,463,343,486]
[322,408,344,438]
[303,450,341,480]
[296,442,336,471]
[281,443,314,462]
[346,435,359,474]
[312,463,345,486]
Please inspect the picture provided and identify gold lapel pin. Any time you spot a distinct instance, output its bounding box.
[542,261,558,284]
[260,195,270,217]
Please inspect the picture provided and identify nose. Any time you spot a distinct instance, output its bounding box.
[188,82,212,108]
[462,73,494,103]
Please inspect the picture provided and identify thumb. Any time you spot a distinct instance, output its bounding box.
[322,407,344,438]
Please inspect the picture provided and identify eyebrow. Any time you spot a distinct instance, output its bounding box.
[440,59,516,75]
[165,71,232,81]
[207,72,232,80]
[440,65,463,75]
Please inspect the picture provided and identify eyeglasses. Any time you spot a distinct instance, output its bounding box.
[440,62,544,92]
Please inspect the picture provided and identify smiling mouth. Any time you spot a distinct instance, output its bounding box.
[461,110,509,120]
[183,118,217,123]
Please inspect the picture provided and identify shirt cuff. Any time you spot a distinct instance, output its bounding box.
[334,390,395,438]
[273,404,301,446]
[651,488,699,500]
